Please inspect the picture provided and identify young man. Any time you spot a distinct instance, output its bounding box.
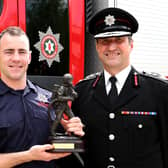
[68,7,168,168]
[0,26,84,168]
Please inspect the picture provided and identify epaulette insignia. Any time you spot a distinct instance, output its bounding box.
[77,72,101,85]
[133,72,140,87]
[85,72,101,80]
[141,71,168,83]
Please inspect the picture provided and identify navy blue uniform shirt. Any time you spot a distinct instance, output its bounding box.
[0,79,56,168]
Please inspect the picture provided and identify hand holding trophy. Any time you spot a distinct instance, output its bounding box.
[47,73,84,165]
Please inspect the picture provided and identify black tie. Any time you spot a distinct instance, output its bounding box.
[108,76,118,104]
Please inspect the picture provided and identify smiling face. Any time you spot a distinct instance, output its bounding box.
[0,32,31,88]
[96,36,133,75]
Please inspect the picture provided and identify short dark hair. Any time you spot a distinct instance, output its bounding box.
[128,36,132,44]
[0,26,30,47]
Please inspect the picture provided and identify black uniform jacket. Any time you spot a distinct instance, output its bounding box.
[70,67,168,168]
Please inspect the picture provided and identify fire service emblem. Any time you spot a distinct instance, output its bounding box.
[34,26,64,67]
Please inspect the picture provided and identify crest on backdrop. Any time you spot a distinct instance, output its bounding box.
[34,26,64,67]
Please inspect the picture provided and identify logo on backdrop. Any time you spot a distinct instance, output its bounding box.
[34,26,64,67]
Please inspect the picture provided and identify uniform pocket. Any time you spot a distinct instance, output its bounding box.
[122,112,159,154]
[33,108,49,121]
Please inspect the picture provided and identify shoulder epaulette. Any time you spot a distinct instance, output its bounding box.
[84,72,101,80]
[140,71,168,83]
[77,72,102,84]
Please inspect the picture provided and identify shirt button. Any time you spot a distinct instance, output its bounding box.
[109,134,115,141]
[109,113,115,119]
[109,157,115,162]
[138,124,143,128]
[107,165,115,168]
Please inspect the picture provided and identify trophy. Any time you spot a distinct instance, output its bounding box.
[47,73,84,154]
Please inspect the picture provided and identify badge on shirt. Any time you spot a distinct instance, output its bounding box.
[38,93,49,107]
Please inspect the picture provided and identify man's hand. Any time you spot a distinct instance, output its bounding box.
[61,117,85,136]
[0,144,71,168]
[28,144,71,161]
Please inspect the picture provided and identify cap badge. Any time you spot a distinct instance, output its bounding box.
[104,15,116,26]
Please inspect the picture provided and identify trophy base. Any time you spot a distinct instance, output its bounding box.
[48,135,84,153]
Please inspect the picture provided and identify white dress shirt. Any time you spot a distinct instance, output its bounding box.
[104,65,131,95]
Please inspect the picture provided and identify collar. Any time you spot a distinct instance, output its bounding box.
[104,65,131,94]
[26,80,38,93]
[0,79,10,95]
[0,79,37,95]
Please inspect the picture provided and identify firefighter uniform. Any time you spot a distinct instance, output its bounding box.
[0,79,56,168]
[61,7,168,168]
[72,67,168,168]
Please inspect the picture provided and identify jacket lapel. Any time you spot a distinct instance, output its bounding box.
[92,68,140,112]
[113,68,139,111]
[93,74,110,110]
